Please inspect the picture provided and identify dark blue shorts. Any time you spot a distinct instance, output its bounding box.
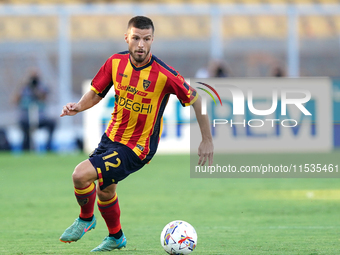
[89,134,145,190]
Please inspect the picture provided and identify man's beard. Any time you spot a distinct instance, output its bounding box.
[130,49,150,64]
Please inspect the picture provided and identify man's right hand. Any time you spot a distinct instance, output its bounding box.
[60,103,79,117]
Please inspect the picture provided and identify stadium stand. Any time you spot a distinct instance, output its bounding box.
[0,16,57,41]
[0,13,338,41]
[0,0,339,41]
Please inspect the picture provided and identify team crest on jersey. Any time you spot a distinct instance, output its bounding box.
[143,79,151,90]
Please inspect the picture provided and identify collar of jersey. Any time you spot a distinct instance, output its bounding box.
[129,54,154,71]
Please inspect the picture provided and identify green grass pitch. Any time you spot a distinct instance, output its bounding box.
[1,151,340,254]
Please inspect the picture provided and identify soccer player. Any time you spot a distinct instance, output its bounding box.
[59,16,213,252]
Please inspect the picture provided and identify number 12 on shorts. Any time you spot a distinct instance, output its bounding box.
[102,151,121,171]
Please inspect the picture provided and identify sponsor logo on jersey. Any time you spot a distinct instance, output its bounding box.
[117,83,148,97]
[118,72,128,78]
[115,94,153,114]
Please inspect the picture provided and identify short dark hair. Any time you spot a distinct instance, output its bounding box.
[127,16,154,33]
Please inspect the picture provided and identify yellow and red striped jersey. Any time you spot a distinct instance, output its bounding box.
[91,51,198,162]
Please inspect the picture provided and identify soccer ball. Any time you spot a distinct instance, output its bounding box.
[160,220,197,255]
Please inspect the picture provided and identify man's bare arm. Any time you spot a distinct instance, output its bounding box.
[192,95,214,166]
[60,90,102,117]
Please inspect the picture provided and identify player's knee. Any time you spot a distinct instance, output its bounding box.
[72,167,83,185]
[97,185,116,201]
[72,163,91,187]
[97,190,114,201]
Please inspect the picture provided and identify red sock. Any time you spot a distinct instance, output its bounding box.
[97,193,121,234]
[74,182,96,219]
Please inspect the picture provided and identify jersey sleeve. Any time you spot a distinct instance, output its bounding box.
[169,72,198,107]
[91,56,114,98]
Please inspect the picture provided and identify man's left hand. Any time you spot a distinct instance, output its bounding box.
[198,139,214,166]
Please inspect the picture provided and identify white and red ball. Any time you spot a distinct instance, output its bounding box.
[160,220,197,255]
